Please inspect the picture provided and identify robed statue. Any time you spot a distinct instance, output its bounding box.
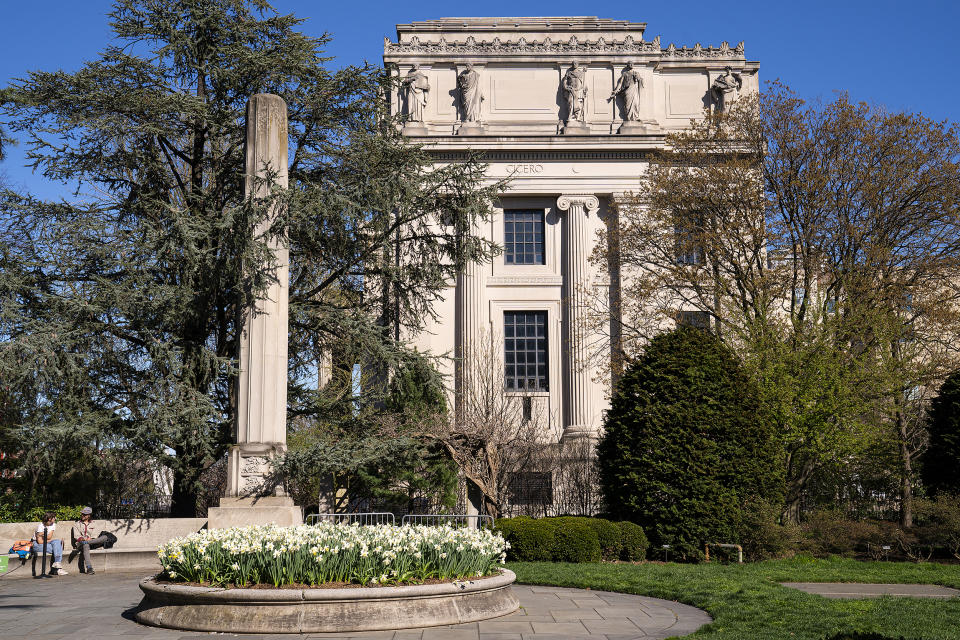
[563,62,588,123]
[710,67,742,112]
[402,64,430,123]
[610,62,643,122]
[457,63,483,122]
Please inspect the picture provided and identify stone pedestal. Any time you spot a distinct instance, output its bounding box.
[563,120,590,135]
[557,194,600,441]
[457,122,486,135]
[208,496,302,530]
[402,123,429,135]
[618,120,660,135]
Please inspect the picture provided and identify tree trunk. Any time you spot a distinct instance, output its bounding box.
[898,410,914,528]
[170,448,201,518]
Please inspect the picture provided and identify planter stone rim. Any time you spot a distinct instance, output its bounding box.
[139,568,515,603]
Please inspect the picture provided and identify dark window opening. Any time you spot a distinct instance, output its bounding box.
[504,209,546,265]
[504,311,549,391]
[508,472,553,506]
[676,310,711,331]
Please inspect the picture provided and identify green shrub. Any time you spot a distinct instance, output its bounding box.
[585,518,623,561]
[923,370,960,496]
[550,518,601,563]
[617,521,649,561]
[737,499,802,561]
[597,327,783,560]
[496,517,556,562]
[914,494,960,560]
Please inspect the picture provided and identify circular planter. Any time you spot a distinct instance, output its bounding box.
[136,569,519,633]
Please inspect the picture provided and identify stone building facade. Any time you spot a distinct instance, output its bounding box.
[383,18,758,504]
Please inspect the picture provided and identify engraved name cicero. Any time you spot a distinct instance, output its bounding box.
[505,163,544,174]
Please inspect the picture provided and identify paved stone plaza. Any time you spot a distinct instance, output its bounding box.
[0,572,711,639]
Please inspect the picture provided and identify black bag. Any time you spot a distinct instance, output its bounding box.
[97,531,118,549]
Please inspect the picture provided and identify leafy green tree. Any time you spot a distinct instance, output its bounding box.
[0,0,496,515]
[597,327,783,559]
[922,371,960,496]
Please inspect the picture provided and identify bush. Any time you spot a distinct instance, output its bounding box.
[549,518,601,563]
[598,327,783,559]
[584,518,623,561]
[617,521,649,561]
[496,516,556,562]
[798,511,902,559]
[923,370,960,496]
[737,499,801,561]
[913,495,960,560]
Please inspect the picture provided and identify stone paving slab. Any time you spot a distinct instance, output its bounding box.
[0,571,711,639]
[781,582,960,599]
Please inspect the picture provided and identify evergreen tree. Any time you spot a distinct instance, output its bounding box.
[0,0,497,515]
[597,327,783,559]
[923,370,960,496]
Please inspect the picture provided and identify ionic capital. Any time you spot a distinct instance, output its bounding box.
[556,194,599,213]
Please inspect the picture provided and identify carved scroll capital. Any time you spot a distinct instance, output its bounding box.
[557,194,600,212]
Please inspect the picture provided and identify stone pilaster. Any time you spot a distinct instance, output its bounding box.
[557,194,600,440]
[211,93,300,528]
[456,226,485,417]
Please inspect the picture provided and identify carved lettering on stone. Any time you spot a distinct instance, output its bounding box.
[240,455,270,475]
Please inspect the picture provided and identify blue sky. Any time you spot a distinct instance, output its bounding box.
[2,0,958,197]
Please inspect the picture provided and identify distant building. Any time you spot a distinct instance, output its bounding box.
[383,17,758,510]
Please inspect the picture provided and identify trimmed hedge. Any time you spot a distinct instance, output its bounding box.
[495,516,647,563]
[617,521,649,561]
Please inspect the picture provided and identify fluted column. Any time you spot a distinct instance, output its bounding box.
[557,194,600,440]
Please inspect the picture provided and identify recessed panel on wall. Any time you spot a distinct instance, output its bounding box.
[488,67,559,118]
[432,66,457,118]
[665,74,708,119]
[590,69,614,118]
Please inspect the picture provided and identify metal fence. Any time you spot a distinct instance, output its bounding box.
[400,513,494,528]
[306,512,396,526]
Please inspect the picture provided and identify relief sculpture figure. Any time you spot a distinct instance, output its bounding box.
[402,64,430,122]
[610,61,643,121]
[457,63,484,122]
[711,66,742,112]
[563,62,588,123]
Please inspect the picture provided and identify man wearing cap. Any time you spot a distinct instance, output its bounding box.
[71,507,108,575]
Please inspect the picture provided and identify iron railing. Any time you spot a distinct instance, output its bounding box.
[401,513,494,528]
[306,512,396,526]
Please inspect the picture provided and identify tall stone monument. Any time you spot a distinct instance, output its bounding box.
[208,94,302,529]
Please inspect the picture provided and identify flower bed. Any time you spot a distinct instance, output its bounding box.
[158,523,508,587]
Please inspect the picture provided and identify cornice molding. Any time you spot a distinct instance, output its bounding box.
[384,35,745,59]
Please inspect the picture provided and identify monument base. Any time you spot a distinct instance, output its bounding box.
[563,121,590,135]
[457,122,486,135]
[402,124,429,135]
[207,496,302,530]
[618,120,661,135]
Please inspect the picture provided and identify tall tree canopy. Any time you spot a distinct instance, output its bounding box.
[0,0,497,515]
[592,85,960,524]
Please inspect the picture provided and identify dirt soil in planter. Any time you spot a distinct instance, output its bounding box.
[153,570,503,590]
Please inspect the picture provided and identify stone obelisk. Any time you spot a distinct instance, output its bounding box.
[208,94,302,529]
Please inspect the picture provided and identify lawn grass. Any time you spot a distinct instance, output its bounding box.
[507,557,960,639]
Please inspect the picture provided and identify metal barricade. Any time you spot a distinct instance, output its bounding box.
[400,514,494,528]
[306,512,396,526]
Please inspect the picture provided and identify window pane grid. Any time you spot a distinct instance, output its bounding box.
[504,311,548,391]
[504,210,545,265]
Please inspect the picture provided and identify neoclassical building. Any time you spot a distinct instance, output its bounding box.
[383,17,758,448]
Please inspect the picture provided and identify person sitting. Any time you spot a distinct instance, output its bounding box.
[33,511,68,576]
[70,506,109,575]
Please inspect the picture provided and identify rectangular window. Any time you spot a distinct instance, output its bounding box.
[676,310,711,331]
[504,311,548,391]
[675,212,705,265]
[504,209,545,265]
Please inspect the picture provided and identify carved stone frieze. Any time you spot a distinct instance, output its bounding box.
[385,35,745,60]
